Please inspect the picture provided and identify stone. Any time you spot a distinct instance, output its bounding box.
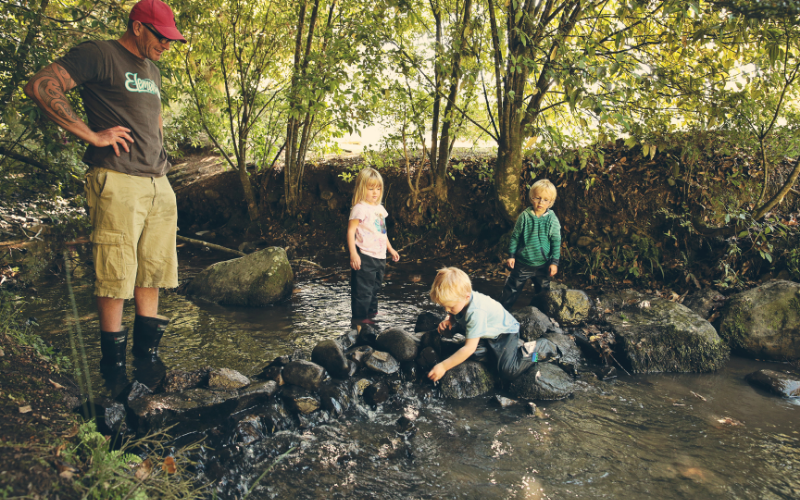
[259,400,295,433]
[509,363,575,400]
[282,385,321,414]
[268,355,291,367]
[440,335,466,358]
[439,361,496,399]
[419,331,442,355]
[238,380,279,398]
[128,388,239,429]
[745,369,800,398]
[541,331,582,375]
[514,306,561,342]
[601,292,729,373]
[357,324,379,347]
[163,368,210,393]
[364,351,400,375]
[346,345,374,366]
[416,346,440,371]
[364,381,389,405]
[186,247,294,307]
[542,289,592,325]
[232,415,264,445]
[208,368,250,390]
[281,360,327,390]
[261,365,284,385]
[683,288,726,321]
[336,329,359,350]
[400,360,419,381]
[495,395,518,408]
[354,378,372,396]
[719,280,800,361]
[99,399,126,434]
[318,381,353,417]
[415,311,444,332]
[126,381,153,403]
[312,340,351,379]
[376,328,419,361]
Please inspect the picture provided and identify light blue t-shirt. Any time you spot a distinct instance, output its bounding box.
[452,291,520,340]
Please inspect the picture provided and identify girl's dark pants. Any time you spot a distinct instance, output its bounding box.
[474,331,532,381]
[500,263,550,310]
[351,248,386,320]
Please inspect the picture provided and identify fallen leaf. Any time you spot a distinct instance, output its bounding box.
[55,460,79,480]
[162,456,177,474]
[690,391,707,402]
[62,424,80,438]
[19,405,32,414]
[48,379,65,390]
[135,458,152,480]
[54,443,66,457]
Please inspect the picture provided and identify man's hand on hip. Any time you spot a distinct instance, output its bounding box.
[92,126,134,156]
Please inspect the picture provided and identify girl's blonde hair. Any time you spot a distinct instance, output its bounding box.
[351,167,384,206]
[430,267,472,306]
[529,179,557,204]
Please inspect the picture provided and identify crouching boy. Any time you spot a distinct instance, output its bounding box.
[427,267,556,383]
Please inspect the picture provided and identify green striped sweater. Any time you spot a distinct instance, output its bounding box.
[508,208,561,267]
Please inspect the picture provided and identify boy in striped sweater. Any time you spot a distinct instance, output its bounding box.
[501,179,562,310]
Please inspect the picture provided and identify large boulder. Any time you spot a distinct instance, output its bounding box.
[601,291,729,373]
[439,361,496,399]
[376,328,419,361]
[508,362,574,400]
[208,368,250,390]
[542,289,592,326]
[718,280,800,361]
[186,247,293,307]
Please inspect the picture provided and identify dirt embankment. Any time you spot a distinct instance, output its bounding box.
[168,140,800,292]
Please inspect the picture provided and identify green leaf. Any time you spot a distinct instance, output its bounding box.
[738,231,748,238]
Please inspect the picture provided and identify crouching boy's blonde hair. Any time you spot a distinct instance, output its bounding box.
[430,267,472,305]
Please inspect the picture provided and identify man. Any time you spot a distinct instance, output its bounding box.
[24,0,186,377]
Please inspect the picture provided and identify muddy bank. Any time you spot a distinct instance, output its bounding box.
[169,140,800,296]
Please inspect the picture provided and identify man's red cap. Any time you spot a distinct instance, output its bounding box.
[130,0,186,42]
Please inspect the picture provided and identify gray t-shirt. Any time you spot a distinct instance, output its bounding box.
[57,40,169,177]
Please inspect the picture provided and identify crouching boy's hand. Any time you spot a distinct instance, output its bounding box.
[428,363,447,382]
[427,338,480,383]
[548,264,558,277]
[438,317,453,333]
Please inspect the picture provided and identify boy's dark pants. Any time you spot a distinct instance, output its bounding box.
[476,330,532,381]
[351,249,385,320]
[500,263,550,310]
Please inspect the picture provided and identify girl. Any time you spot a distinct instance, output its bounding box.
[347,167,400,325]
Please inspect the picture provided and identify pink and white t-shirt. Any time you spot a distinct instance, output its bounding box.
[350,202,388,259]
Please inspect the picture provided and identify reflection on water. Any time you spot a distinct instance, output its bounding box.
[22,248,800,499]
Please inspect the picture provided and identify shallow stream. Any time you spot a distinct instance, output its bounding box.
[19,246,800,499]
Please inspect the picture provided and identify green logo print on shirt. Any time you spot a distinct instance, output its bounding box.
[125,72,160,97]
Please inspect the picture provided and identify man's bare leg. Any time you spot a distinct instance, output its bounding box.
[97,296,125,332]
[134,287,159,317]
[97,287,158,331]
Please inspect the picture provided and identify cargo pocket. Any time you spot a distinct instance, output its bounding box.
[90,230,126,281]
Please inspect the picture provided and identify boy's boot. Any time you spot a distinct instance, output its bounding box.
[132,315,170,358]
[100,328,128,367]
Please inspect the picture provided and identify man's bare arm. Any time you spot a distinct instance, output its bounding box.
[24,62,133,156]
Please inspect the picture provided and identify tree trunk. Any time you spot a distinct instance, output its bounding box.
[494,128,524,221]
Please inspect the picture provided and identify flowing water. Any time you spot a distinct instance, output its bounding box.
[19,246,800,499]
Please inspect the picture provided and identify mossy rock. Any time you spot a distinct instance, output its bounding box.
[718,280,800,361]
[186,247,293,307]
[439,361,496,399]
[602,292,729,373]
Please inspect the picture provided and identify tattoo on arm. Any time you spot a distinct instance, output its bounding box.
[26,64,82,128]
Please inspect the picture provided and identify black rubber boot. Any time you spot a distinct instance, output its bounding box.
[132,315,170,358]
[100,328,128,367]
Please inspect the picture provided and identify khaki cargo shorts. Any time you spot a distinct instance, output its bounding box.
[85,167,178,299]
